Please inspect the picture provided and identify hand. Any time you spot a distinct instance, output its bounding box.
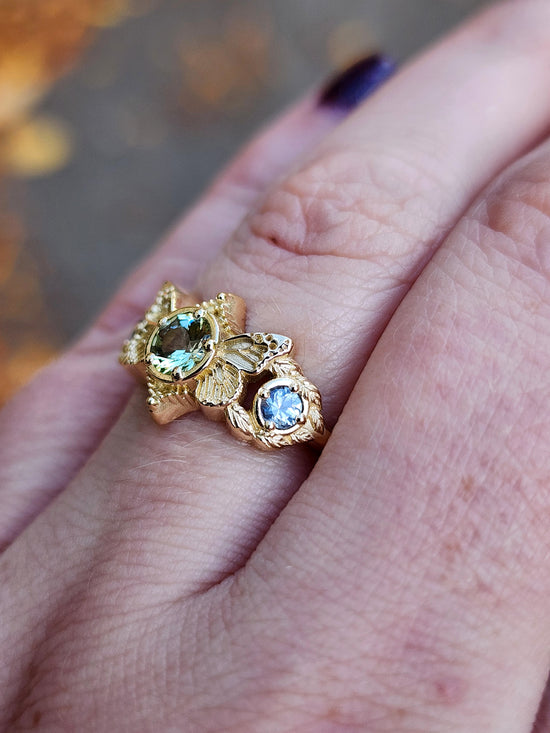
[2,2,550,730]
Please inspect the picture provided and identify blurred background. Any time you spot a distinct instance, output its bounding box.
[0,0,489,404]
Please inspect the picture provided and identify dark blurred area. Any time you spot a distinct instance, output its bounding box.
[0,0,488,403]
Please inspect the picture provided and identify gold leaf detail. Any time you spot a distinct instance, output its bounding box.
[309,404,325,436]
[226,402,254,439]
[257,430,296,450]
[120,319,154,365]
[270,358,303,379]
[257,422,322,450]
[195,359,242,407]
[302,376,322,407]
[298,375,324,435]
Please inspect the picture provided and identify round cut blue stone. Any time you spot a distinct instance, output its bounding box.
[260,385,303,430]
[149,311,212,378]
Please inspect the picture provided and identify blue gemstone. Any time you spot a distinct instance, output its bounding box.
[260,385,303,430]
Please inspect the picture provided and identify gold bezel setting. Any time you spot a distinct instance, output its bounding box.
[254,377,309,434]
[145,307,219,383]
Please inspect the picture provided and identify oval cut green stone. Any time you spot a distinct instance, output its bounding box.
[149,311,212,378]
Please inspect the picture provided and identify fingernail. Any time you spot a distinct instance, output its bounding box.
[319,54,396,112]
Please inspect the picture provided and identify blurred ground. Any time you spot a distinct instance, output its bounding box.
[0,0,488,403]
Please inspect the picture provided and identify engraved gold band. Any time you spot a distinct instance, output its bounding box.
[120,282,330,450]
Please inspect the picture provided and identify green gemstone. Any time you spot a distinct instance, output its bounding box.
[149,311,212,378]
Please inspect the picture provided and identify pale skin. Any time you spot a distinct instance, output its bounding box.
[3,1,550,730]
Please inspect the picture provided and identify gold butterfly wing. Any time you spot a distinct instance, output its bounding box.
[194,333,293,409]
[219,333,293,374]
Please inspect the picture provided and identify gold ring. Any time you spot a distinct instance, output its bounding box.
[120,282,330,450]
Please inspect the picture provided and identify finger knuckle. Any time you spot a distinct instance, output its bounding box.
[228,144,443,277]
[467,149,550,289]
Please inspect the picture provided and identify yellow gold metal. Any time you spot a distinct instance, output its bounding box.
[120,282,330,450]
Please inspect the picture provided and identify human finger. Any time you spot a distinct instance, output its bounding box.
[0,61,391,546]
[249,138,550,731]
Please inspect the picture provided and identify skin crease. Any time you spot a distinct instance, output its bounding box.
[5,1,550,731]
